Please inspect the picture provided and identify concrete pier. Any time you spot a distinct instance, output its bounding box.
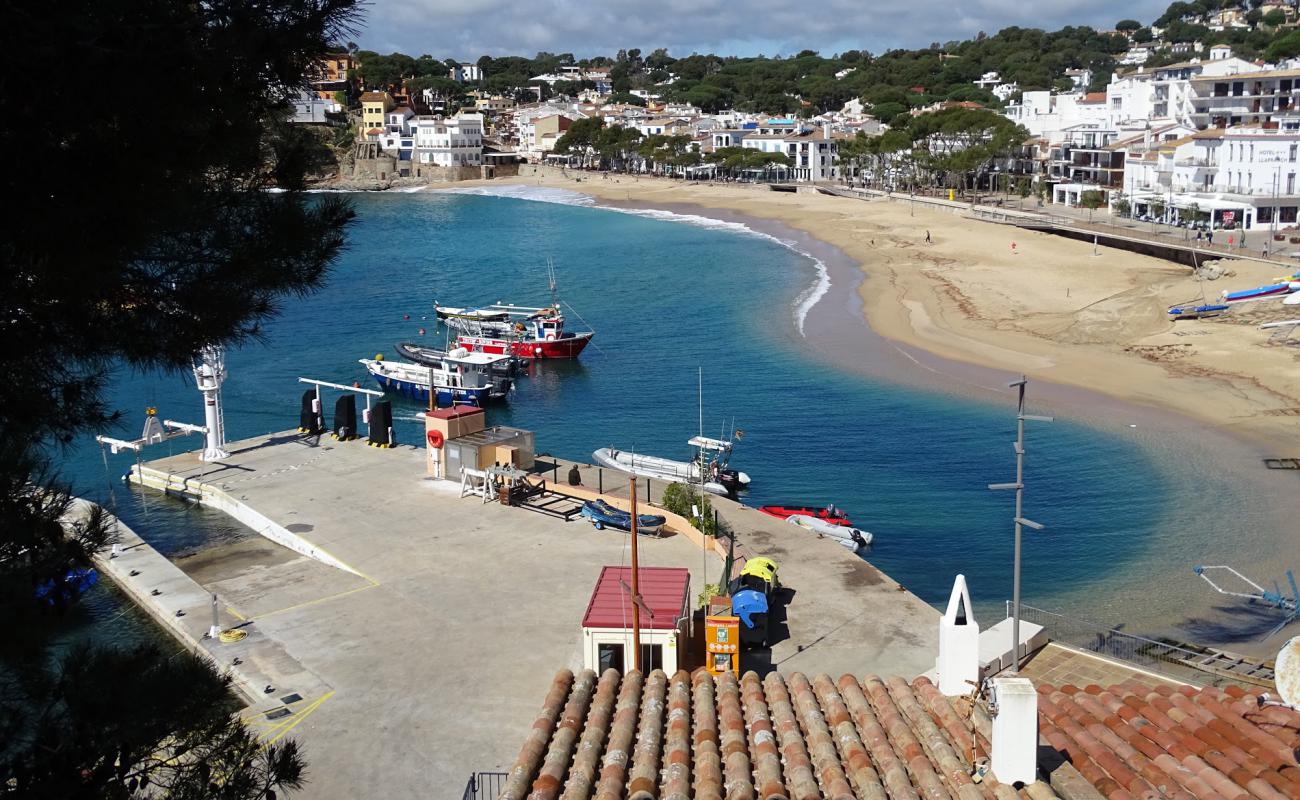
[128,432,939,797]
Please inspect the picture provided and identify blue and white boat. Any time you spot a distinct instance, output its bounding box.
[580,499,666,536]
[360,348,513,406]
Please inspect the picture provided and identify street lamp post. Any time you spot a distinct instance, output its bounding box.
[988,376,1053,674]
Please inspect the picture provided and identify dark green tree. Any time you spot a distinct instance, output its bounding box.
[0,0,358,796]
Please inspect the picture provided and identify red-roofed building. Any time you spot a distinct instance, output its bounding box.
[581,566,690,675]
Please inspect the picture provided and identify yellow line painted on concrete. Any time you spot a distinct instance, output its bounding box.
[251,578,380,621]
[263,691,335,745]
[226,605,247,622]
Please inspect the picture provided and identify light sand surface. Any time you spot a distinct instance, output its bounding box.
[475,172,1299,451]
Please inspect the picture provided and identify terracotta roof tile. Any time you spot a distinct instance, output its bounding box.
[502,671,1300,800]
[500,671,1052,799]
[1038,681,1300,800]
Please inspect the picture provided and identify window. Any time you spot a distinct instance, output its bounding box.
[597,643,623,673]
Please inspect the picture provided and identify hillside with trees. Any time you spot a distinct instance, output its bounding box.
[349,1,1300,119]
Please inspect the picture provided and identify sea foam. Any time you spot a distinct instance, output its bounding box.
[431,183,830,336]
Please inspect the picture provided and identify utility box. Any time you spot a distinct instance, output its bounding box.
[705,595,739,677]
[937,573,979,696]
[440,425,535,481]
[991,677,1038,786]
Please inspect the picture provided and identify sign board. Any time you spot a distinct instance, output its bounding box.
[1223,211,1236,223]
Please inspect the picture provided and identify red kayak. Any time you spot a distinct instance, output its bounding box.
[758,504,853,527]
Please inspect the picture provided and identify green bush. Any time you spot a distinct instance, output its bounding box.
[661,482,723,537]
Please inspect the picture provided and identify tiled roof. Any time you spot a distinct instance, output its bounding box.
[1039,681,1300,799]
[498,669,1062,799]
[499,670,1300,800]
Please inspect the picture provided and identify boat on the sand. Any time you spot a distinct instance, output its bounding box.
[1167,303,1229,320]
[1221,282,1299,304]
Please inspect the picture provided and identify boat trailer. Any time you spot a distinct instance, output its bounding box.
[1194,564,1299,639]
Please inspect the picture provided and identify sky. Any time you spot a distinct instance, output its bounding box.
[356,0,1171,59]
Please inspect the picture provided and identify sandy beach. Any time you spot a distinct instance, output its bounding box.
[478,170,1299,452]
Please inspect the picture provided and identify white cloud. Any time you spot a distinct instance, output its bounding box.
[354,0,1169,58]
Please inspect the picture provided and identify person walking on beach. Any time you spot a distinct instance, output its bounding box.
[1207,229,1213,246]
[925,230,932,245]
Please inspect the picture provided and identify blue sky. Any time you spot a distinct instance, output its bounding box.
[356,0,1170,59]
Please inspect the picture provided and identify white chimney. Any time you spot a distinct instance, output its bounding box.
[990,677,1038,786]
[937,574,979,695]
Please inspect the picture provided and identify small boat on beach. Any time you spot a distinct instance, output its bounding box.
[580,499,666,536]
[1221,282,1300,304]
[758,503,852,526]
[1167,303,1230,320]
[592,436,750,496]
[786,514,872,551]
[360,349,513,406]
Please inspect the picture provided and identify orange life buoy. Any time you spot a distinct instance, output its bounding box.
[426,430,444,448]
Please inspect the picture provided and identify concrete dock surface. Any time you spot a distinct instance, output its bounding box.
[127,432,939,797]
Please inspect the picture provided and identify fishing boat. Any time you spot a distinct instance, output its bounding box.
[580,499,666,536]
[786,515,873,551]
[394,341,525,377]
[437,304,594,360]
[758,504,852,526]
[1221,282,1300,304]
[1167,303,1230,320]
[592,435,750,496]
[360,349,513,406]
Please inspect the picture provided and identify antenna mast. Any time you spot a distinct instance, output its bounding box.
[193,345,229,461]
[988,376,1052,673]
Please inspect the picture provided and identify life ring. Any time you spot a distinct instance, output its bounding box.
[545,333,556,341]
[426,430,444,448]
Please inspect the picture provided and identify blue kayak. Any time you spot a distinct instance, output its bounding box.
[580,499,666,536]
[1168,303,1229,320]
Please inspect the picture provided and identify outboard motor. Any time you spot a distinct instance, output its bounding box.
[332,395,358,441]
[367,400,394,448]
[298,390,323,435]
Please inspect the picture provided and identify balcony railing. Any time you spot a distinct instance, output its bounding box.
[1174,157,1213,167]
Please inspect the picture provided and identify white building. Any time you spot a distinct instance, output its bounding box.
[448,63,481,83]
[412,112,484,167]
[741,125,840,182]
[1123,118,1300,230]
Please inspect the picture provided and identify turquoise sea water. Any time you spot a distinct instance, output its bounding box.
[58,189,1285,633]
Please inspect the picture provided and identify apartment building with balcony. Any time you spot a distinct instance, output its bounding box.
[1190,68,1300,129]
[1122,118,1300,230]
[1046,125,1126,205]
[412,112,484,167]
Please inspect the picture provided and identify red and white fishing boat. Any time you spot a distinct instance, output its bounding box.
[437,303,594,360]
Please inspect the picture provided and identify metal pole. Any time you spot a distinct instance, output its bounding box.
[630,476,641,673]
[1012,385,1025,673]
[988,376,1051,674]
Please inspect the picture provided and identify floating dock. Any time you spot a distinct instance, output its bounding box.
[126,432,939,797]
